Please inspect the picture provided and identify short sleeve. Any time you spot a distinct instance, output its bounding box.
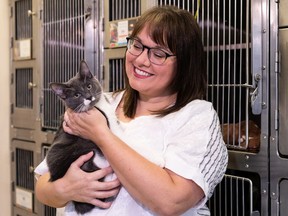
[163,100,228,206]
[34,158,49,177]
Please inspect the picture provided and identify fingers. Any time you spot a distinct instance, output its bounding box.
[63,111,85,137]
[90,199,113,209]
[70,167,120,208]
[92,178,121,192]
[63,110,74,127]
[92,166,113,179]
[71,151,94,168]
[63,110,69,123]
[89,168,121,194]
[88,183,121,209]
[62,120,71,133]
[62,110,83,136]
[91,186,120,199]
[90,168,120,189]
[63,111,74,134]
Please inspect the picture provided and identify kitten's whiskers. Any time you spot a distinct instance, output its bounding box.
[73,103,87,113]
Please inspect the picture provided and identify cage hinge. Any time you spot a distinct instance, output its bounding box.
[275,51,280,74]
[39,9,43,20]
[39,96,43,115]
[10,73,14,85]
[10,103,14,114]
[275,109,279,130]
[10,37,14,49]
[101,17,105,32]
[10,6,13,18]
[11,151,14,162]
[11,181,15,192]
[101,64,105,80]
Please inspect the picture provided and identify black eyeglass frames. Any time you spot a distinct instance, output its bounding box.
[126,37,176,65]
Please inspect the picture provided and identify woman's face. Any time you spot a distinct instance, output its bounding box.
[125,26,177,98]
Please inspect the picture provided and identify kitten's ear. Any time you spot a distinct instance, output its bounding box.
[49,83,67,99]
[79,60,93,79]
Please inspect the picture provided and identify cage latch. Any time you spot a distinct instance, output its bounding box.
[251,73,262,115]
[28,82,37,90]
[27,10,36,17]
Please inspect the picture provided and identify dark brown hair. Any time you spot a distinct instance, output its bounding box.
[121,6,207,118]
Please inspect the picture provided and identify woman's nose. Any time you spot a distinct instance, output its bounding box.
[135,48,151,66]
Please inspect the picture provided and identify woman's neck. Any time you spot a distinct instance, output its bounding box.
[116,93,177,122]
[135,93,177,117]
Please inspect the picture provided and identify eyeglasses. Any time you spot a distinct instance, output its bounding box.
[126,37,176,65]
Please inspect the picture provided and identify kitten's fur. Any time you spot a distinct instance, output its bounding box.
[46,60,107,214]
[221,120,260,152]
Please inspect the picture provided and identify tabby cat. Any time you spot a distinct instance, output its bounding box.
[46,60,108,214]
[221,120,260,152]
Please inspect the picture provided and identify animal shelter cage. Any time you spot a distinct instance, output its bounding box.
[9,0,288,215]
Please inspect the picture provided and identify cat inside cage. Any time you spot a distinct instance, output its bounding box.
[158,0,262,152]
[199,0,261,152]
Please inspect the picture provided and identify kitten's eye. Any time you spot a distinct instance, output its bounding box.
[87,84,92,90]
[74,93,81,98]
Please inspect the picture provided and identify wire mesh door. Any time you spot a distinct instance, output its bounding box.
[208,174,255,216]
[158,0,261,153]
[41,0,99,130]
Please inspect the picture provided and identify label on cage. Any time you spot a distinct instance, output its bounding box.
[109,18,137,48]
[15,187,33,210]
[14,39,32,60]
[117,20,128,45]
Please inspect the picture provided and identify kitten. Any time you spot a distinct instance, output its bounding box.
[46,60,108,214]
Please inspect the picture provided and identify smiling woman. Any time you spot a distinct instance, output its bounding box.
[123,25,178,116]
[35,5,228,216]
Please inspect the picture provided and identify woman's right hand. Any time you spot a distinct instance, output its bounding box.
[35,152,121,209]
[61,151,120,208]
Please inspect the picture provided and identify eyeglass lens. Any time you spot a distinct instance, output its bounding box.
[127,38,172,65]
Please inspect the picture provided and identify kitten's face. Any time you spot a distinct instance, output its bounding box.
[50,61,102,112]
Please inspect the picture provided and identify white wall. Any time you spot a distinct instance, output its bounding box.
[0,0,12,215]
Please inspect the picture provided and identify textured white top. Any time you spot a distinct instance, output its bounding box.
[35,91,228,216]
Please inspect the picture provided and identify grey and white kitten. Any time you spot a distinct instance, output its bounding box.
[46,60,108,214]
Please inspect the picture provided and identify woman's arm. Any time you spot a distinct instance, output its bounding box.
[98,133,204,215]
[64,109,204,215]
[35,152,121,209]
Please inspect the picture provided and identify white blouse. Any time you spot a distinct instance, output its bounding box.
[35,91,228,216]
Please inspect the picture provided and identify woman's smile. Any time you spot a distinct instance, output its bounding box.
[134,67,153,78]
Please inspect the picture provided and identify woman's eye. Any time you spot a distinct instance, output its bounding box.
[87,84,92,90]
[74,93,81,98]
[152,50,166,59]
[133,43,143,50]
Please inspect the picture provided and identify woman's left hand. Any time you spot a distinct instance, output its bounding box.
[63,108,109,141]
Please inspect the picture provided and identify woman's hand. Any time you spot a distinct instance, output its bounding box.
[60,152,120,208]
[36,152,121,209]
[63,108,109,142]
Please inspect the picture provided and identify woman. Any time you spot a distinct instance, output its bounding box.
[35,5,228,215]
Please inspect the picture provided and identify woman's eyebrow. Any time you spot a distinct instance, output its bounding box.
[135,36,172,53]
